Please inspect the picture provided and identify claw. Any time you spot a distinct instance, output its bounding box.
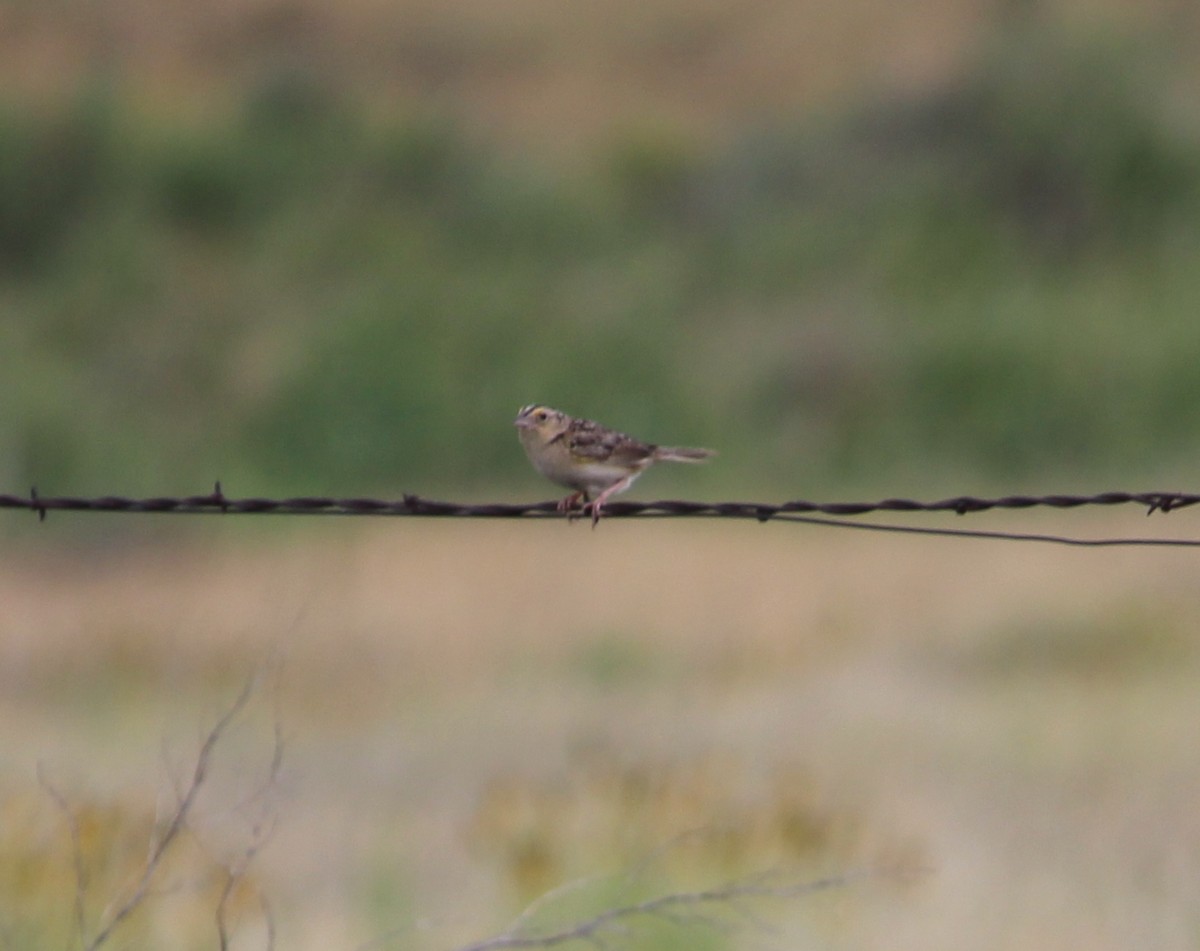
[557,491,586,519]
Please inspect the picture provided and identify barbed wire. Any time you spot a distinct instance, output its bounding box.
[2,484,1198,519]
[3,484,1200,547]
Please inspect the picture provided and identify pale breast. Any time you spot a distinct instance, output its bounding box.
[568,460,646,495]
[525,441,644,495]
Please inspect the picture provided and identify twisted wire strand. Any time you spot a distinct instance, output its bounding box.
[2,485,1197,521]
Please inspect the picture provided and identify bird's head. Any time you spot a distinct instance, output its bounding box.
[514,404,569,446]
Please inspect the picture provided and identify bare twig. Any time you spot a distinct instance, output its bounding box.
[212,672,284,950]
[216,817,278,951]
[71,677,261,951]
[354,866,885,951]
[506,876,608,937]
[456,868,880,951]
[36,765,90,943]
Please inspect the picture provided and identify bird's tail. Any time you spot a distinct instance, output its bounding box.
[654,446,717,463]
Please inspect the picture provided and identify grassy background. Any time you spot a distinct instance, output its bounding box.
[3,3,1200,498]
[4,2,1200,949]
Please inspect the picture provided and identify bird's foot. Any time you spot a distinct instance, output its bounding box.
[557,492,586,519]
[584,499,604,529]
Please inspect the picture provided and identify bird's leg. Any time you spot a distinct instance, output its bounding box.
[586,476,636,528]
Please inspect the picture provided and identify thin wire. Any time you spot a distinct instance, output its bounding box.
[3,484,1200,546]
[775,514,1200,547]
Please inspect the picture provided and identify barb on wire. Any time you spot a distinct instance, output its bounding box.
[2,483,1200,546]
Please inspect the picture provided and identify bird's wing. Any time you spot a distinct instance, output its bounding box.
[566,419,655,465]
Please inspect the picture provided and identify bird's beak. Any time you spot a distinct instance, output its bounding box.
[514,416,533,429]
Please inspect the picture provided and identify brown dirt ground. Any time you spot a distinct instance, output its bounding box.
[3,516,1199,949]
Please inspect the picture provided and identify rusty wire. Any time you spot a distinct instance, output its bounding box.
[1,484,1199,539]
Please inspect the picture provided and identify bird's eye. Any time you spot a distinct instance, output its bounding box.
[535,411,547,422]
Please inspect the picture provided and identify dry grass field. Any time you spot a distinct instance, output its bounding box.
[3,515,1199,949]
[0,0,984,139]
[5,0,1195,153]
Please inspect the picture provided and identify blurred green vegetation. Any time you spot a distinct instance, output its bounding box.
[3,23,1199,500]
